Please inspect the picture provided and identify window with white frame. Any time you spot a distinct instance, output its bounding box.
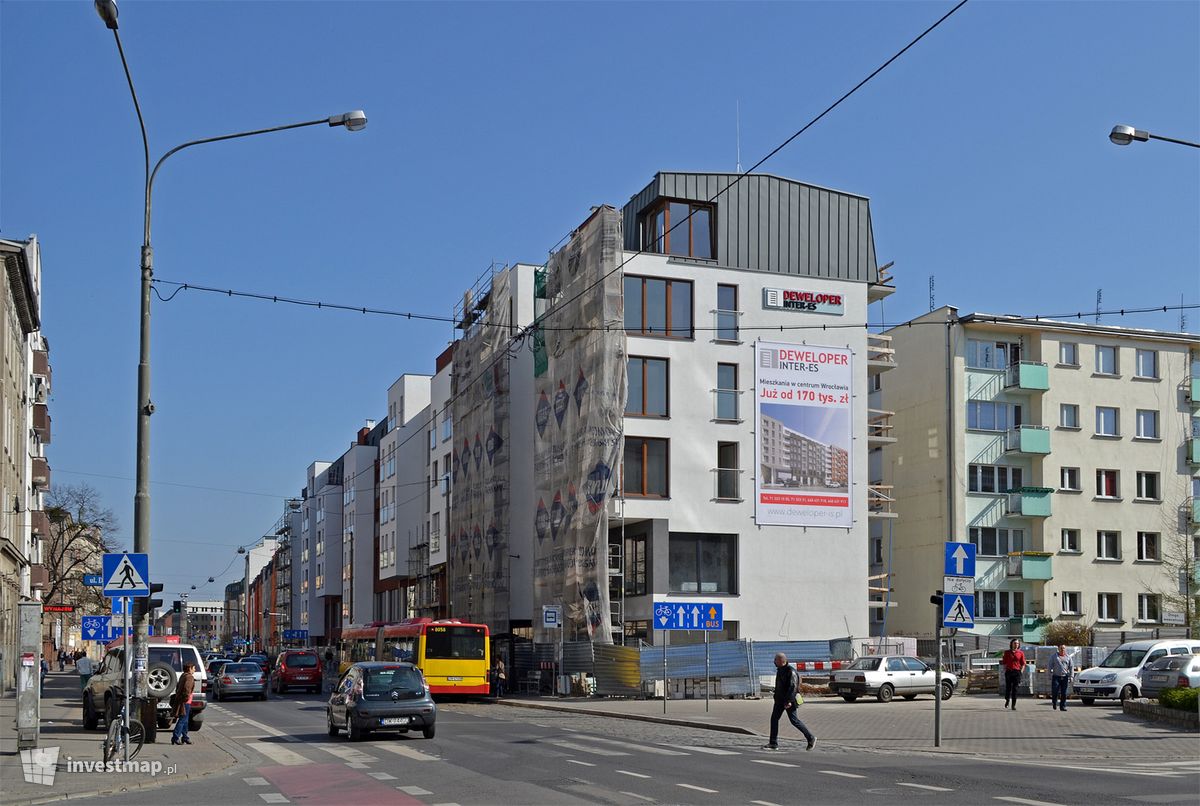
[1059,342,1079,366]
[1095,406,1119,437]
[1095,345,1118,375]
[1135,409,1159,439]
[1096,530,1121,560]
[1135,471,1160,501]
[969,526,1025,556]
[967,464,1024,493]
[1060,466,1081,491]
[977,590,1025,619]
[967,340,1022,370]
[1134,349,1158,379]
[1061,528,1081,553]
[1061,591,1081,614]
[1096,469,1119,498]
[1136,531,1160,561]
[1097,592,1121,621]
[966,401,1011,431]
[1059,404,1079,428]
[1137,594,1160,623]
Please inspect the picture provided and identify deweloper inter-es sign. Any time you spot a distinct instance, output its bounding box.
[762,287,845,315]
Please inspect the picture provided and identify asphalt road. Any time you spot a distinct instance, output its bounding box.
[82,691,1200,806]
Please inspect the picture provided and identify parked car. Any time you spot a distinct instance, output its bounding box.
[271,649,323,695]
[327,662,436,742]
[212,662,268,701]
[828,655,957,703]
[83,640,208,732]
[1074,640,1200,704]
[207,659,233,679]
[238,654,271,676]
[1138,654,1200,700]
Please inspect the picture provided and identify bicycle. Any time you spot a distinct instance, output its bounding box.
[102,697,145,763]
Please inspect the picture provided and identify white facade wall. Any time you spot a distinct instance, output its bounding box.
[379,374,431,591]
[341,442,378,627]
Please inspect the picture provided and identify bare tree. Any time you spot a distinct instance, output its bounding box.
[41,484,119,617]
[1157,530,1198,637]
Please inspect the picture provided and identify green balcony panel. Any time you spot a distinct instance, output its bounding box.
[1191,377,1200,405]
[1009,487,1053,517]
[1191,498,1200,527]
[1014,362,1049,391]
[1008,426,1050,454]
[1189,437,1200,466]
[1020,553,1053,580]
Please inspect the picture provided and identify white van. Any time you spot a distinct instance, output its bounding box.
[1073,639,1200,704]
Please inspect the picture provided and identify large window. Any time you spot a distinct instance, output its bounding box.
[716,442,740,500]
[642,200,713,259]
[668,532,736,594]
[1135,409,1159,439]
[1097,530,1121,560]
[966,340,1021,370]
[1134,349,1158,379]
[1095,406,1119,437]
[1095,345,1118,375]
[966,401,1010,431]
[626,357,669,417]
[716,284,739,341]
[1136,532,1160,562]
[624,276,694,339]
[977,590,1024,619]
[624,533,648,596]
[623,437,669,497]
[967,464,1024,493]
[1135,471,1160,501]
[969,526,1025,556]
[716,363,739,421]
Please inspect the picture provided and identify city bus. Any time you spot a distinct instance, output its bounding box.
[339,618,490,695]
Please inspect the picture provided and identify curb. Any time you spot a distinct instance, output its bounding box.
[496,698,759,736]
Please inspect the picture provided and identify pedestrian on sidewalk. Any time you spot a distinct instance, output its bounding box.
[1001,639,1026,710]
[1049,644,1072,711]
[324,649,337,693]
[40,655,48,696]
[763,652,815,751]
[494,657,506,698]
[57,649,66,672]
[171,662,195,746]
[76,653,94,692]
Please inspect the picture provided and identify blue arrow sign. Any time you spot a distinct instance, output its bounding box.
[943,593,975,629]
[81,616,111,641]
[944,542,976,578]
[653,601,724,631]
[83,574,103,587]
[102,552,150,598]
[282,629,309,642]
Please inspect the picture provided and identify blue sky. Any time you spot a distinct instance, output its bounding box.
[2,1,1197,598]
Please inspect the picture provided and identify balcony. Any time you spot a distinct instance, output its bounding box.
[1188,437,1200,467]
[33,403,51,444]
[1187,375,1200,406]
[30,509,49,538]
[1006,487,1053,518]
[1006,551,1053,580]
[1004,361,1049,393]
[867,333,897,374]
[1005,425,1050,455]
[867,409,896,446]
[31,457,50,489]
[33,349,51,385]
[1188,498,1199,529]
[712,308,741,343]
[867,484,897,519]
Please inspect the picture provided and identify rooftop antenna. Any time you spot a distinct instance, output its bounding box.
[1181,292,1187,332]
[736,99,742,173]
[928,275,935,312]
[1095,289,1102,324]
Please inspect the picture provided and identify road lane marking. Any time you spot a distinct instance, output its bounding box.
[259,795,289,804]
[664,744,738,755]
[368,772,397,781]
[620,793,655,802]
[617,770,650,779]
[994,799,1064,806]
[751,801,783,806]
[243,777,269,786]
[752,759,797,768]
[251,741,309,766]
[309,742,378,764]
[567,759,595,767]
[236,716,300,742]
[346,762,369,769]
[397,786,432,795]
[546,740,630,757]
[375,743,440,762]
[820,770,867,779]
[898,783,953,792]
[678,783,719,794]
[574,735,688,755]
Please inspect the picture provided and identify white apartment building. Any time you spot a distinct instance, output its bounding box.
[300,460,343,644]
[340,423,385,627]
[881,308,1200,639]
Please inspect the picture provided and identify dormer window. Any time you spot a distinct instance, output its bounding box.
[641,199,713,259]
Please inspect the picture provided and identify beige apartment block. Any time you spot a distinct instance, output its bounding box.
[878,307,1200,639]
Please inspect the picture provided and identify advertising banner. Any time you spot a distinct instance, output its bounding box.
[755,340,853,527]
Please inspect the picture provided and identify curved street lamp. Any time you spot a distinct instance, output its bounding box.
[1109,124,1199,149]
[94,0,364,707]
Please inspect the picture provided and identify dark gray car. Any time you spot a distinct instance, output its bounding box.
[212,662,267,701]
[327,662,436,742]
[1139,654,1200,699]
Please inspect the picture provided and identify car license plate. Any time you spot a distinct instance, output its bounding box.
[1149,674,1167,683]
[1076,687,1094,694]
[380,717,409,726]
[447,676,463,681]
[298,675,312,680]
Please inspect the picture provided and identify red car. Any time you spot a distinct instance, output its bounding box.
[271,650,323,694]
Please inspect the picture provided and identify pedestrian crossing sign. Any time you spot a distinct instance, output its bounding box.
[942,593,974,628]
[102,552,150,598]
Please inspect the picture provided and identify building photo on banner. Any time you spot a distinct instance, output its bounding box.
[755,341,854,528]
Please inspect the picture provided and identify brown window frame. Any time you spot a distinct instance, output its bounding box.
[624,275,694,339]
[622,437,669,498]
[640,198,715,259]
[626,356,670,418]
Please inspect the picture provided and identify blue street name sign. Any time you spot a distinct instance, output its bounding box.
[107,625,154,639]
[82,574,103,587]
[102,552,150,598]
[943,542,976,578]
[282,629,309,642]
[81,616,111,641]
[942,594,975,628]
[653,601,724,631]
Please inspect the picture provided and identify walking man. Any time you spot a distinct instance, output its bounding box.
[171,663,196,745]
[1049,644,1072,711]
[764,652,815,751]
[1001,639,1026,709]
[76,653,94,692]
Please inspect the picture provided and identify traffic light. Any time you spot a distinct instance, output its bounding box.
[930,590,944,607]
[148,583,164,611]
[172,600,182,614]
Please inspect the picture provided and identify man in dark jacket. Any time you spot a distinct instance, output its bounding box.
[765,652,815,751]
[171,663,196,745]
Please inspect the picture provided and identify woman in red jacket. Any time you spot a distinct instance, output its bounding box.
[1001,639,1025,709]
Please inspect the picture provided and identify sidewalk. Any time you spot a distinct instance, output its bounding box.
[0,670,239,806]
[498,691,1200,761]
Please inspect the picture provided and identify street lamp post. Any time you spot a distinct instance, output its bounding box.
[1109,124,1200,149]
[94,0,364,722]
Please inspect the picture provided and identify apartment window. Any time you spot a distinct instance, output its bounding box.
[1096,530,1121,560]
[626,357,669,417]
[967,464,1023,493]
[966,339,1021,370]
[1059,342,1079,366]
[969,527,1025,556]
[1060,467,1081,491]
[1095,469,1119,498]
[1059,404,1079,429]
[1097,593,1121,622]
[966,401,1010,431]
[715,284,739,341]
[668,532,736,594]
[1135,409,1159,439]
[1134,349,1158,379]
[641,199,714,259]
[869,373,882,393]
[1095,345,1118,375]
[716,363,739,420]
[716,441,740,500]
[1095,406,1119,437]
[873,537,884,564]
[1061,528,1081,553]
[1135,471,1160,501]
[625,533,648,596]
[1137,594,1161,623]
[977,590,1024,619]
[624,275,694,338]
[442,413,453,442]
[1061,591,1081,615]
[623,437,669,497]
[429,427,436,452]
[1136,531,1160,562]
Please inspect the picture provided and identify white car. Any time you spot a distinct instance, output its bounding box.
[1074,639,1200,704]
[829,655,957,703]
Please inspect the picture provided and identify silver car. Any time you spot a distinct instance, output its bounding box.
[829,655,958,703]
[213,662,267,701]
[1139,654,1200,700]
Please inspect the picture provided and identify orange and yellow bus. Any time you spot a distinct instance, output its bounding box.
[340,619,490,695]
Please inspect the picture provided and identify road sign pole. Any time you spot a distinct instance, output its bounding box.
[662,632,667,715]
[934,606,942,748]
[123,597,130,763]
[705,630,710,713]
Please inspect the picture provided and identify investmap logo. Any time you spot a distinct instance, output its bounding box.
[21,746,59,785]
